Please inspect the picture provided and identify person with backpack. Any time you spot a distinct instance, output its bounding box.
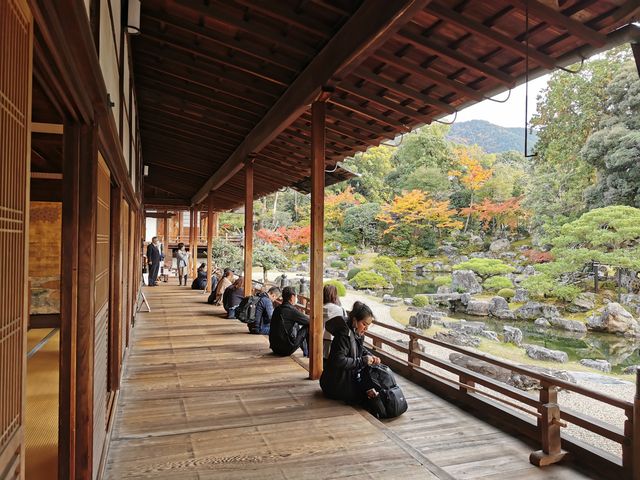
[320,301,381,405]
[247,286,280,334]
[223,277,244,319]
[269,286,310,357]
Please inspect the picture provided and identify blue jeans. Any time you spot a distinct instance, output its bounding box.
[227,306,237,319]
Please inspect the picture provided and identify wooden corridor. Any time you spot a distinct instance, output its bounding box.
[103,286,594,479]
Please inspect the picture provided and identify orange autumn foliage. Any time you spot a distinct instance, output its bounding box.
[460,196,526,232]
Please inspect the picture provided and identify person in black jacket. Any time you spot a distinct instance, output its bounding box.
[146,237,162,286]
[320,301,381,404]
[223,277,244,319]
[269,286,309,356]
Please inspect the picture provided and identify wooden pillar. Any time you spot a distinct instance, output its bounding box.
[178,211,183,243]
[193,208,200,276]
[309,98,327,380]
[206,194,214,292]
[632,367,640,479]
[108,185,122,392]
[188,207,194,277]
[213,211,219,239]
[244,159,254,295]
[60,122,98,479]
[530,382,566,467]
[163,210,169,249]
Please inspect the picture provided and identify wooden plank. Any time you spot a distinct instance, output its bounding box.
[309,100,325,380]
[31,122,63,134]
[191,0,433,204]
[243,161,254,295]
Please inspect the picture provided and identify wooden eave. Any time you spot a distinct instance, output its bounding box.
[132,0,640,211]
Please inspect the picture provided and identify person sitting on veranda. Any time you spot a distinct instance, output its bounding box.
[249,286,281,334]
[223,277,244,319]
[191,263,208,290]
[269,286,309,357]
[213,268,234,305]
[323,284,346,360]
[320,301,381,404]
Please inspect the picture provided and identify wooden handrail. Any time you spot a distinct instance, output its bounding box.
[364,319,639,477]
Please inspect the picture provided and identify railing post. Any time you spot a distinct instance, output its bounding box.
[530,381,566,467]
[408,333,420,368]
[632,367,640,479]
[459,373,475,394]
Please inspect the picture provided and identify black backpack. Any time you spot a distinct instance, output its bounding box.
[236,295,261,324]
[360,364,408,419]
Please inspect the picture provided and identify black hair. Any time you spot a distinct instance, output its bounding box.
[348,301,374,323]
[267,286,281,296]
[177,242,184,249]
[281,286,296,303]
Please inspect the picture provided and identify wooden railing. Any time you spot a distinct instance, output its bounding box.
[362,319,640,479]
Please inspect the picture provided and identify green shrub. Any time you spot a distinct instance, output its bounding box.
[347,247,358,255]
[433,275,452,287]
[347,267,362,280]
[551,285,581,302]
[412,294,430,307]
[453,258,515,278]
[350,270,387,289]
[497,288,515,300]
[520,274,555,299]
[324,280,347,297]
[483,276,514,291]
[339,252,350,260]
[330,260,346,269]
[372,256,402,284]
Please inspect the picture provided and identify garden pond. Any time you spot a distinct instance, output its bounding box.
[385,276,640,375]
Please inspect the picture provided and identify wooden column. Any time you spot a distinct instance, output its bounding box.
[163,209,169,249]
[178,211,183,243]
[206,194,214,292]
[530,382,566,467]
[309,98,327,380]
[108,185,123,393]
[244,159,254,295]
[193,208,200,275]
[61,122,98,479]
[189,207,195,277]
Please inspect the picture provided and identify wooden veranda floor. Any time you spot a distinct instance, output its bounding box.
[103,286,593,479]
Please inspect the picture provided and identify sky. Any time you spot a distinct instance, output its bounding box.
[438,74,551,128]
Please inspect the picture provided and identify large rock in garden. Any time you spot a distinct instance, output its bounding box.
[480,330,499,342]
[579,359,611,373]
[469,234,484,246]
[523,344,568,363]
[515,302,560,320]
[437,285,452,294]
[434,330,480,348]
[522,265,536,276]
[511,366,576,390]
[439,245,458,257]
[449,353,512,382]
[488,296,514,319]
[451,270,482,294]
[503,326,523,346]
[427,293,462,307]
[409,309,445,329]
[566,293,596,313]
[382,294,401,304]
[547,317,588,333]
[489,238,511,252]
[443,320,486,334]
[534,318,551,328]
[587,302,639,334]
[466,300,491,316]
[623,365,640,375]
[513,288,529,302]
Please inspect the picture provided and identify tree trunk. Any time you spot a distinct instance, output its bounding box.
[263,267,268,283]
[464,192,474,233]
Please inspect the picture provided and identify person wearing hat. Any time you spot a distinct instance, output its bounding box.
[213,268,234,305]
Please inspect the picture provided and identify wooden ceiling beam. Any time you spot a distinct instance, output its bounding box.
[396,29,515,86]
[232,0,333,39]
[352,67,456,114]
[140,132,226,156]
[192,0,432,204]
[144,197,191,207]
[140,118,239,149]
[140,104,251,140]
[372,50,484,101]
[143,157,211,178]
[135,74,268,119]
[324,105,395,138]
[174,0,316,58]
[139,31,292,87]
[143,11,303,73]
[426,3,556,69]
[506,0,606,47]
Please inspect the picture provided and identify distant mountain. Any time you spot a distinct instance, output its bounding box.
[446,119,538,154]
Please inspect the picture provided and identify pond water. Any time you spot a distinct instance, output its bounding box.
[384,277,640,375]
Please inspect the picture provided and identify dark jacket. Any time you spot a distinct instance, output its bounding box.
[253,292,274,331]
[320,316,371,404]
[269,302,309,356]
[191,270,207,290]
[146,243,161,264]
[223,286,244,311]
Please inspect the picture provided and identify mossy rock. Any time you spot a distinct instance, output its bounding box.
[497,288,515,300]
[347,267,362,280]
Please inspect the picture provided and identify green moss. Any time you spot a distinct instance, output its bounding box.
[347,267,362,280]
[324,280,346,297]
[372,256,402,284]
[330,260,346,269]
[433,275,452,287]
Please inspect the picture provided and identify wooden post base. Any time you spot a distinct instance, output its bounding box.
[529,449,567,467]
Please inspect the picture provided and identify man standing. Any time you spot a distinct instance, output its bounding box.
[146,236,162,286]
[269,286,309,357]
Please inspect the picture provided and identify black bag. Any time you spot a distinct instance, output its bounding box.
[360,364,408,419]
[236,295,260,324]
